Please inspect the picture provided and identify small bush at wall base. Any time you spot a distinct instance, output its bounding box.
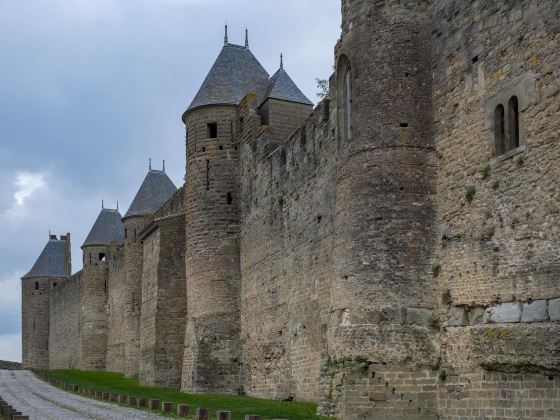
[481,165,491,180]
[466,186,476,203]
[442,289,452,305]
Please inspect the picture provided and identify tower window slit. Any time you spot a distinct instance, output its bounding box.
[508,96,520,150]
[227,192,233,205]
[206,160,210,191]
[494,104,505,155]
[207,123,218,139]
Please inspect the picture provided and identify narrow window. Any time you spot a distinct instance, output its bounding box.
[207,123,218,139]
[345,69,353,140]
[206,160,210,191]
[337,55,353,144]
[35,282,39,290]
[33,320,35,332]
[508,96,520,150]
[219,145,223,150]
[494,104,505,155]
[124,228,128,239]
[239,117,244,133]
[227,192,233,205]
[104,280,107,294]
[133,229,137,243]
[99,253,106,262]
[53,282,57,288]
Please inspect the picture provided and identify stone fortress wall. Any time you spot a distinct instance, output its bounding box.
[48,271,83,369]
[21,1,560,419]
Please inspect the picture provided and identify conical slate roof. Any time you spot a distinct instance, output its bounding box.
[82,208,125,248]
[22,238,69,279]
[262,67,313,106]
[185,43,270,114]
[124,170,177,219]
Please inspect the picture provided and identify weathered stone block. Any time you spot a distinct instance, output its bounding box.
[217,411,232,420]
[162,402,173,412]
[489,302,522,323]
[521,300,548,323]
[137,398,147,408]
[196,407,209,420]
[384,307,405,324]
[549,298,560,321]
[177,404,190,416]
[406,308,433,326]
[448,306,468,326]
[149,399,161,410]
[468,307,485,325]
[127,396,137,405]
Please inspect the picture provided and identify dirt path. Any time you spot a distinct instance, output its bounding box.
[0,370,166,420]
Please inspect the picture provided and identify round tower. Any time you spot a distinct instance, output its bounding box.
[80,206,124,370]
[329,0,437,359]
[21,233,71,370]
[181,30,269,394]
[122,166,176,378]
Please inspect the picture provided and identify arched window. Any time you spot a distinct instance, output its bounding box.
[508,96,520,150]
[337,55,353,143]
[35,282,39,290]
[494,104,505,155]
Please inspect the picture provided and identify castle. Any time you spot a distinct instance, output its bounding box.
[21,1,560,418]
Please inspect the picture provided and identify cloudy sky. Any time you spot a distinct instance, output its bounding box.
[0,0,341,362]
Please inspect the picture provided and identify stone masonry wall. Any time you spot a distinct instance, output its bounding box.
[123,216,148,377]
[81,245,109,370]
[106,244,126,373]
[432,0,560,418]
[259,98,313,145]
[22,277,61,370]
[49,272,83,369]
[239,96,334,402]
[140,229,159,385]
[140,214,187,389]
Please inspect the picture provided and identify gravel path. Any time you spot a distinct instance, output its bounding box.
[0,370,166,420]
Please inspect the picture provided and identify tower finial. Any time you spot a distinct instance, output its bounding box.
[117,201,119,211]
[102,199,104,209]
[149,158,152,170]
[163,160,166,173]
[245,28,249,49]
[224,24,228,46]
[280,53,284,70]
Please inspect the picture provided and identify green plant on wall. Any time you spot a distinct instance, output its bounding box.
[466,186,476,203]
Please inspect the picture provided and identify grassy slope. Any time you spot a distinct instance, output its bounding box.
[43,370,333,420]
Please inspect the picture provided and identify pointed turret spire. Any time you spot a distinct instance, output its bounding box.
[82,207,125,248]
[224,24,229,46]
[163,160,166,173]
[123,169,177,219]
[280,53,284,70]
[102,199,104,209]
[245,28,249,49]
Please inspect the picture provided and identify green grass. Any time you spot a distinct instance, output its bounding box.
[42,370,333,420]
